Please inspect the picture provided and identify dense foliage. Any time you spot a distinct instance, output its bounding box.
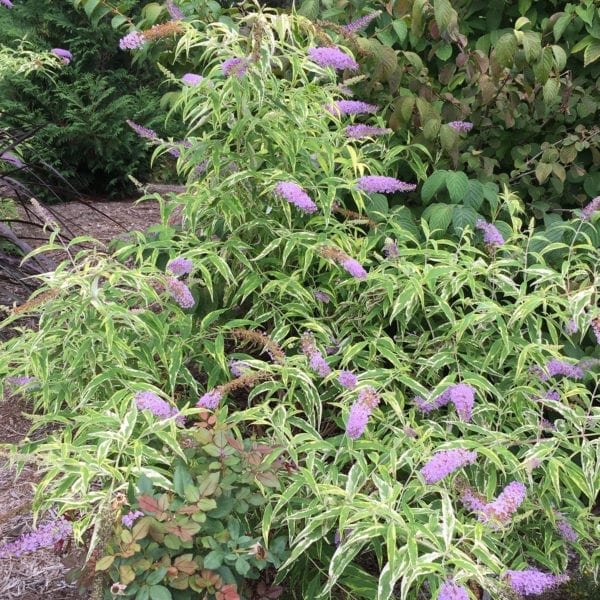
[1,2,600,600]
[0,0,177,198]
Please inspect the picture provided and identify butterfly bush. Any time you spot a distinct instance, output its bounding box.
[581,196,600,220]
[447,120,473,132]
[345,124,392,139]
[338,370,358,389]
[167,257,193,275]
[119,31,146,50]
[324,100,380,115]
[307,47,359,71]
[182,73,204,86]
[414,383,475,422]
[346,386,380,439]
[122,510,144,527]
[437,581,469,600]
[357,176,417,194]
[51,48,72,64]
[0,518,72,557]
[342,11,381,33]
[475,219,504,246]
[166,276,195,308]
[274,181,318,214]
[420,449,477,484]
[504,569,569,595]
[134,391,183,423]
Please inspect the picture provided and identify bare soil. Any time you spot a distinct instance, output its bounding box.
[0,198,161,599]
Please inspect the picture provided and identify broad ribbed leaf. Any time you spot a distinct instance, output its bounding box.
[495,32,518,67]
[434,0,454,31]
[421,170,448,202]
[446,171,469,203]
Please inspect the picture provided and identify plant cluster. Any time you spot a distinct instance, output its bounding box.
[1,3,600,600]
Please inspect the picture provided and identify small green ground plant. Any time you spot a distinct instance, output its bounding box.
[1,3,600,600]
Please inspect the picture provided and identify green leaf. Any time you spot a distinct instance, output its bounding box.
[445,171,469,203]
[463,179,484,210]
[197,471,220,497]
[422,203,454,232]
[174,464,194,498]
[421,170,448,202]
[95,555,115,571]
[542,77,560,104]
[522,30,541,62]
[203,550,224,569]
[452,205,479,233]
[392,20,408,44]
[535,163,553,184]
[439,124,458,153]
[148,585,172,600]
[584,40,600,66]
[434,0,454,31]
[235,556,251,576]
[495,32,518,67]
[298,0,320,19]
[553,13,571,42]
[146,567,168,586]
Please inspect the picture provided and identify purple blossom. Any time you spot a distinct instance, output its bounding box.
[357,176,417,194]
[438,581,469,600]
[483,481,526,525]
[581,196,600,221]
[182,73,204,86]
[122,510,144,528]
[0,152,24,168]
[166,0,185,20]
[126,119,157,140]
[342,11,381,33]
[545,390,560,401]
[51,48,72,65]
[166,276,195,308]
[591,317,600,343]
[564,319,578,335]
[274,181,318,214]
[341,257,367,279]
[134,391,182,422]
[324,100,380,115]
[6,376,36,387]
[197,388,222,409]
[222,57,247,78]
[338,370,358,389]
[420,449,477,484]
[119,31,146,50]
[167,257,193,276]
[541,358,583,381]
[384,239,399,258]
[447,121,473,133]
[345,125,392,139]
[504,569,569,595]
[346,386,380,439]
[414,384,475,422]
[309,351,332,376]
[556,517,577,543]
[475,219,504,246]
[0,0,13,8]
[314,291,331,303]
[0,518,72,557]
[307,47,359,71]
[460,487,487,513]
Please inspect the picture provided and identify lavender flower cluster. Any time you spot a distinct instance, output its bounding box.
[166,276,195,308]
[166,0,184,20]
[51,48,72,65]
[346,386,380,439]
[475,219,504,246]
[167,257,193,276]
[222,57,248,78]
[274,181,318,214]
[581,196,600,220]
[0,0,13,8]
[438,581,469,600]
[540,358,583,381]
[447,121,473,133]
[420,449,477,484]
[0,518,72,557]
[338,370,358,389]
[357,176,416,194]
[122,510,144,527]
[341,11,381,33]
[308,47,359,71]
[197,388,223,409]
[119,31,146,50]
[134,391,183,423]
[345,125,392,140]
[414,383,475,422]
[182,73,204,86]
[504,569,569,595]
[324,100,380,115]
[300,332,331,377]
[460,481,527,526]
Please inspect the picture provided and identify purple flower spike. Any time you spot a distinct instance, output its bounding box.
[438,581,469,600]
[448,383,475,422]
[0,0,14,8]
[274,181,318,214]
[342,11,381,33]
[308,47,359,71]
[338,370,358,389]
[357,176,416,194]
[346,386,380,439]
[167,257,193,276]
[420,449,477,484]
[134,391,181,421]
[222,57,247,78]
[119,31,146,50]
[310,352,332,377]
[564,319,578,335]
[447,121,473,133]
[324,100,379,115]
[345,125,392,139]
[556,517,577,543]
[541,358,583,381]
[126,119,157,140]
[504,569,569,596]
[314,290,331,303]
[475,219,504,246]
[197,388,222,409]
[0,152,24,168]
[581,196,600,221]
[51,48,72,64]
[122,510,144,527]
[166,0,185,20]
[166,277,195,308]
[341,258,367,279]
[484,481,526,525]
[0,518,72,557]
[182,73,204,86]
